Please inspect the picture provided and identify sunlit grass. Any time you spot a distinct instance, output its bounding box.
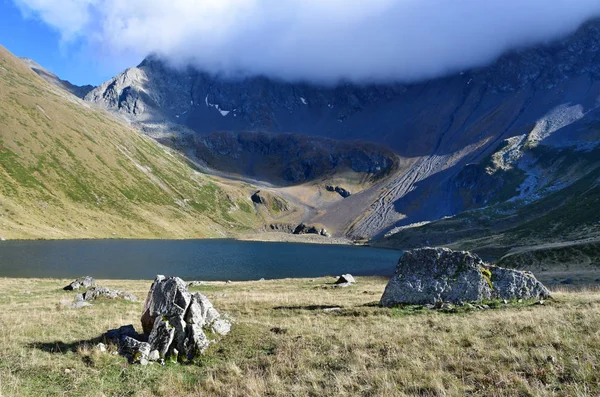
[0,277,598,396]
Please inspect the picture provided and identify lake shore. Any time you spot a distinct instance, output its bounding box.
[234,231,355,245]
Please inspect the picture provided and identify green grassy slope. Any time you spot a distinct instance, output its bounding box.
[0,45,262,239]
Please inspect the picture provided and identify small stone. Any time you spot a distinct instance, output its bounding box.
[211,319,231,336]
[64,368,72,374]
[226,280,232,284]
[503,299,508,304]
[335,274,356,285]
[97,343,107,352]
[148,350,160,361]
[323,307,342,312]
[70,301,92,309]
[259,278,265,281]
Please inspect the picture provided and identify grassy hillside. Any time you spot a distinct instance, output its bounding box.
[0,45,264,239]
[0,277,598,396]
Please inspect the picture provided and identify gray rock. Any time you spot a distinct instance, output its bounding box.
[380,247,551,306]
[211,319,231,336]
[141,275,191,335]
[70,301,92,309]
[121,336,151,364]
[104,324,139,341]
[138,276,231,363]
[335,274,356,285]
[82,287,138,302]
[148,317,176,357]
[63,276,96,291]
[187,281,206,287]
[320,229,331,237]
[489,267,552,301]
[148,350,160,361]
[251,191,266,204]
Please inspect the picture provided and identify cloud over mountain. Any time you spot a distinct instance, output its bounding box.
[14,0,600,83]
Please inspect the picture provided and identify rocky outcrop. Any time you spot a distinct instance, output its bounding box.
[293,224,331,237]
[21,58,95,98]
[251,191,266,204]
[268,223,296,233]
[380,248,550,306]
[138,275,231,363]
[190,131,396,185]
[326,185,352,198]
[63,277,96,291]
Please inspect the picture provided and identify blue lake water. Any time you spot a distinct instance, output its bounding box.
[0,239,401,280]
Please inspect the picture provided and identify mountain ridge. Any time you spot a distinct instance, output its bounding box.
[83,18,600,242]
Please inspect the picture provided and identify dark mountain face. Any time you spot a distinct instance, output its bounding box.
[85,18,600,239]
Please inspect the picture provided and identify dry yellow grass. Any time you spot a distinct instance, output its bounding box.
[0,277,598,396]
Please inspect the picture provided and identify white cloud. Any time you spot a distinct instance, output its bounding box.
[14,0,600,83]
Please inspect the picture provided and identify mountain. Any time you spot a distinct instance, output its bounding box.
[0,45,281,239]
[20,58,94,98]
[85,18,600,249]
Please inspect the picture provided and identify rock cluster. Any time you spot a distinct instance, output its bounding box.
[63,276,96,291]
[380,247,551,307]
[78,286,138,302]
[63,277,137,308]
[114,275,231,364]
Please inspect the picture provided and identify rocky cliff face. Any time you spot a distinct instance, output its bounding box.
[21,58,94,98]
[86,18,600,239]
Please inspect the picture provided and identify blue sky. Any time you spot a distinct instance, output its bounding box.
[0,0,132,86]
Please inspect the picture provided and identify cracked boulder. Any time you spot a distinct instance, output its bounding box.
[380,247,550,307]
[137,275,231,363]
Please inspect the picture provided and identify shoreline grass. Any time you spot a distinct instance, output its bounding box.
[0,277,598,396]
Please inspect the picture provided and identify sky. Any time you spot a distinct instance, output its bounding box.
[2,0,600,87]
